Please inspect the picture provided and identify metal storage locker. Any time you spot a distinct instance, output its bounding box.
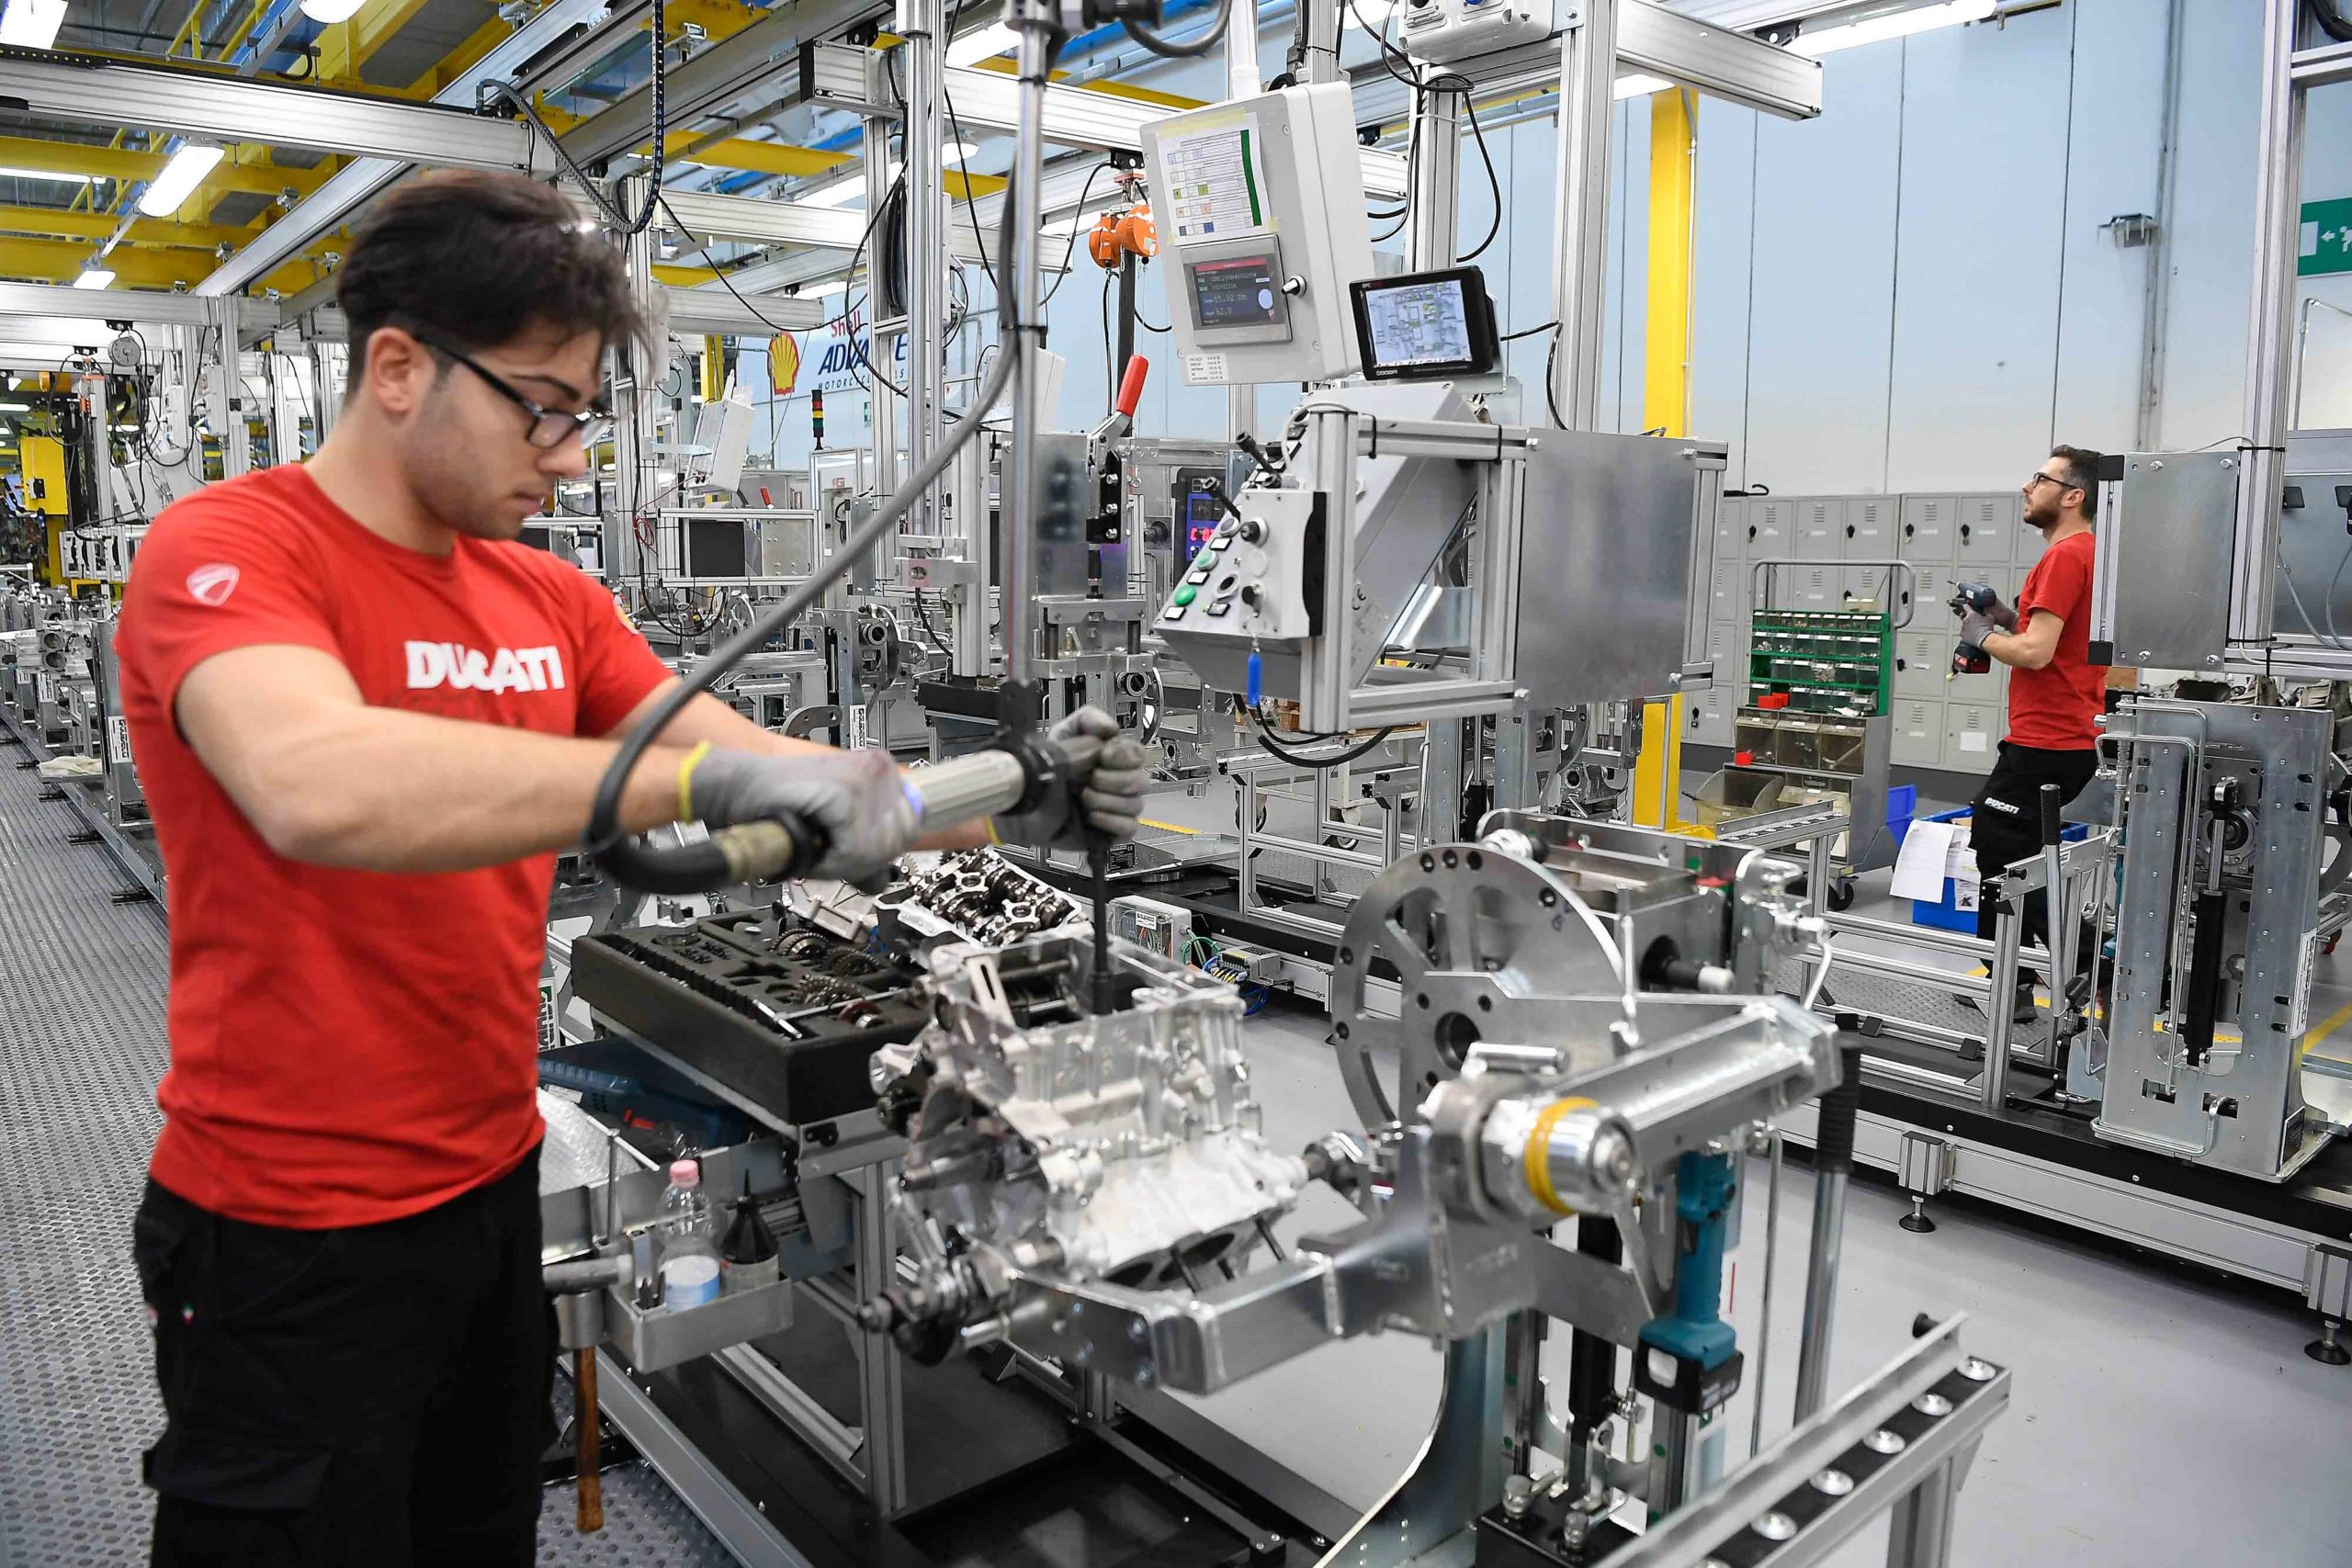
[1841,563,1898,614]
[1955,492,2018,569]
[1747,499,1792,561]
[1944,701,2000,772]
[1715,497,1747,565]
[1900,494,1959,562]
[1709,556,1745,625]
[1894,630,1945,697]
[1792,497,1846,561]
[1892,697,1945,767]
[1845,494,1898,560]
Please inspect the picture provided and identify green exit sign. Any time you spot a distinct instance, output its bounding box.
[2302,197,2352,276]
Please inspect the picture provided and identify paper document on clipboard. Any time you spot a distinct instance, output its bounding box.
[1891,820,1958,902]
[1162,114,1272,243]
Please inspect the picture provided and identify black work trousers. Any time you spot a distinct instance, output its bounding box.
[1971,741,2098,978]
[133,1143,554,1568]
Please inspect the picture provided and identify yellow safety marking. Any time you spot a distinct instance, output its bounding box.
[1524,1098,1598,1216]
[1138,818,1197,835]
[2301,997,2352,1062]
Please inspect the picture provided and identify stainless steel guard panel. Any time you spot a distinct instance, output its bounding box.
[1512,430,1723,706]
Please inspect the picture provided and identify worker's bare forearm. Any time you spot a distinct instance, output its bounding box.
[244,706,688,872]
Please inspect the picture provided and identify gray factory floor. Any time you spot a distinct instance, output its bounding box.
[6,741,2352,1567]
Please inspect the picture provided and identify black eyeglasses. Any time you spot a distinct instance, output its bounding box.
[420,335,615,451]
[2024,472,2074,493]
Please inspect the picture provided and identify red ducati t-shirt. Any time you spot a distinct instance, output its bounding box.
[2007,529,2107,750]
[119,466,673,1227]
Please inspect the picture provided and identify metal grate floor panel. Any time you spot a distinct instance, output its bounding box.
[0,718,732,1567]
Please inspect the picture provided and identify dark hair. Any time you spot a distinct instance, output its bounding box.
[2051,444,2103,518]
[336,170,648,387]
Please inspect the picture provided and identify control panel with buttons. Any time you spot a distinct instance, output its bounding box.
[1155,489,1323,650]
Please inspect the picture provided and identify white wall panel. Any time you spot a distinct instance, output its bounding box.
[2151,0,2262,451]
[1739,47,1903,495]
[2050,0,2169,453]
[1690,95,1758,482]
[1883,12,2073,492]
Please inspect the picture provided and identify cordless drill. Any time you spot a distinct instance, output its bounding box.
[1948,581,2016,677]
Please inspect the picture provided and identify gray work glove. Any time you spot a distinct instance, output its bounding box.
[680,744,920,884]
[1954,605,2001,663]
[991,705,1152,851]
[1952,582,2018,631]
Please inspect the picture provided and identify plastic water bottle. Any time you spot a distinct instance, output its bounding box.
[658,1159,720,1311]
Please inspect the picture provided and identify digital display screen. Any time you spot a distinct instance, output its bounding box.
[1362,277,1475,370]
[1188,254,1283,330]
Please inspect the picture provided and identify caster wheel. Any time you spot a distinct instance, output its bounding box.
[1826,877,1857,913]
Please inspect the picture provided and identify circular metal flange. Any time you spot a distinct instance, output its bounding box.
[1329,842,1623,1129]
[1912,1392,1954,1417]
[1861,1428,1907,1455]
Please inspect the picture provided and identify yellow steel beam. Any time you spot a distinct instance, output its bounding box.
[1643,88,1694,441]
[0,135,336,198]
[311,0,438,83]
[0,233,322,293]
[652,262,719,287]
[663,130,848,179]
[1632,87,1698,837]
[0,202,253,251]
[967,56,1204,110]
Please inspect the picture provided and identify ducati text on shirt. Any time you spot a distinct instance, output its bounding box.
[403,640,568,695]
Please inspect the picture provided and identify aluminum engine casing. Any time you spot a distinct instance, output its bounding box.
[893,932,1306,1284]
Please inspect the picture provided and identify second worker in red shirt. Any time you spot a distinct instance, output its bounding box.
[1951,446,2109,1025]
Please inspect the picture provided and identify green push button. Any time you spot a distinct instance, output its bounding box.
[1171,584,1198,606]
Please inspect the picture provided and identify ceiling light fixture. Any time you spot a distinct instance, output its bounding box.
[72,265,114,290]
[0,165,90,185]
[1613,72,1673,98]
[0,0,67,49]
[137,142,225,217]
[944,22,1016,66]
[297,0,368,22]
[1782,0,1996,58]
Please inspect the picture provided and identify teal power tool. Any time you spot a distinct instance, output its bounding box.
[1633,1150,1743,1516]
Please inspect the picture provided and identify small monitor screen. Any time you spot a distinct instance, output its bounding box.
[1349,266,1500,381]
[1189,254,1283,330]
[1363,277,1475,369]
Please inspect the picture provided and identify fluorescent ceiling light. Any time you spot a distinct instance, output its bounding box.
[799,148,970,209]
[1613,73,1673,98]
[0,401,27,412]
[0,166,91,184]
[0,0,66,49]
[136,142,225,217]
[944,22,1016,66]
[72,265,114,290]
[795,279,848,299]
[1790,0,1995,57]
[802,174,865,208]
[298,0,367,21]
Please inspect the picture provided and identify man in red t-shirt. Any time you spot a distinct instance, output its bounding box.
[1952,445,2109,1023]
[120,172,1145,1565]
